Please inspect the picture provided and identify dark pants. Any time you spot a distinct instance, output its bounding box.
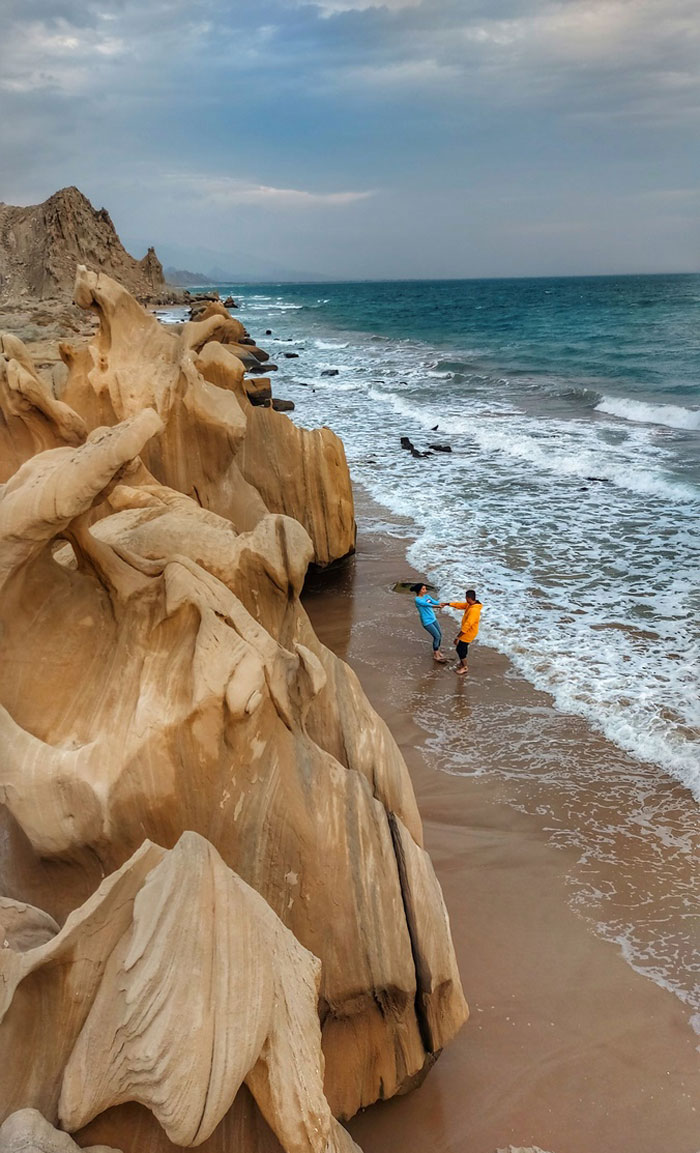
[423,621,442,651]
[456,640,469,661]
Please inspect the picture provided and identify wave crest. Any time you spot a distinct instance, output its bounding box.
[596,396,700,431]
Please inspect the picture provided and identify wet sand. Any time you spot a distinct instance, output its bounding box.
[303,502,699,1153]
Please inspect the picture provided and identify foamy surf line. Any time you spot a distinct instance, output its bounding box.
[365,384,699,504]
[210,283,700,803]
[596,395,700,431]
[405,535,700,802]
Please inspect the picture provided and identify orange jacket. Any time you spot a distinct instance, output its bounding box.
[449,601,482,642]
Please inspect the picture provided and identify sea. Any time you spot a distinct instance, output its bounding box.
[157,273,700,1022]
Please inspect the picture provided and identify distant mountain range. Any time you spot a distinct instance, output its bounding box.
[163,266,212,287]
[132,237,325,285]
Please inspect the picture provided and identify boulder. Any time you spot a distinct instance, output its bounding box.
[271,398,295,412]
[244,377,272,405]
[0,835,360,1153]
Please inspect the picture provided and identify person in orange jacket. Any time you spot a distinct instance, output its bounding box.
[446,589,482,675]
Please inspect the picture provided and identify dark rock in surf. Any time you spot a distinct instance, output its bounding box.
[429,444,452,453]
[393,580,438,595]
[321,369,339,377]
[245,378,272,405]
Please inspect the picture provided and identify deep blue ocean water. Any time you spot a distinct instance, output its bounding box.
[159,271,699,1020]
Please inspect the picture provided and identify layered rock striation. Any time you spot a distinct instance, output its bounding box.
[0,269,467,1152]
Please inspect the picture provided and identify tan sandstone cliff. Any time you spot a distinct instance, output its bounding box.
[0,269,467,1153]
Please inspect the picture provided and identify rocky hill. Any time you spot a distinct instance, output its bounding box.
[0,186,177,304]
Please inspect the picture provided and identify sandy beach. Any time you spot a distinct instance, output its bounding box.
[303,493,699,1153]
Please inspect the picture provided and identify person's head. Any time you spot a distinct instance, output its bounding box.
[410,582,428,595]
[465,588,477,603]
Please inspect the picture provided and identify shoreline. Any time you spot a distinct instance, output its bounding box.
[303,491,699,1153]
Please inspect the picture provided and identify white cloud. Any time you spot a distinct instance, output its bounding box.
[307,0,422,13]
[164,173,376,209]
[342,56,459,86]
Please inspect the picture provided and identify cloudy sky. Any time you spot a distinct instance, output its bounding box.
[1,0,698,279]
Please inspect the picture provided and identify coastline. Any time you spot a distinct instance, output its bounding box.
[303,489,699,1153]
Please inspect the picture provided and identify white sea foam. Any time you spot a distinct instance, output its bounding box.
[467,421,698,503]
[596,396,700,431]
[247,302,303,311]
[363,385,698,502]
[234,286,700,802]
[153,307,189,325]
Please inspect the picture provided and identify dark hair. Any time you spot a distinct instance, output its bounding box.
[410,582,425,593]
[466,589,476,599]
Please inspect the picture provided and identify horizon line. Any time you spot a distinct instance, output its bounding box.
[173,269,700,288]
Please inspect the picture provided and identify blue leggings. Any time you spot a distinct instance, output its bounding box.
[423,621,442,651]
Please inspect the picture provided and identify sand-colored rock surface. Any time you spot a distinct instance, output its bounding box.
[57,267,355,564]
[0,900,59,952]
[0,1109,120,1153]
[0,269,466,1148]
[0,834,359,1153]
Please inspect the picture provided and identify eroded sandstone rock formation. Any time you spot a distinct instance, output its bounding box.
[0,271,466,1151]
[1,834,359,1153]
[57,268,355,565]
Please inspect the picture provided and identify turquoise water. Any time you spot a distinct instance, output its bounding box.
[159,274,700,794]
[240,273,700,403]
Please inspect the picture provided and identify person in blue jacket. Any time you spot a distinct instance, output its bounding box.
[410,582,447,662]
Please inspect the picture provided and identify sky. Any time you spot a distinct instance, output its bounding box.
[1,0,699,280]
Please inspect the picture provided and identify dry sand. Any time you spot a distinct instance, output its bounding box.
[303,502,699,1153]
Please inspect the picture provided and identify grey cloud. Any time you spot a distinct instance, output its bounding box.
[0,0,697,277]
